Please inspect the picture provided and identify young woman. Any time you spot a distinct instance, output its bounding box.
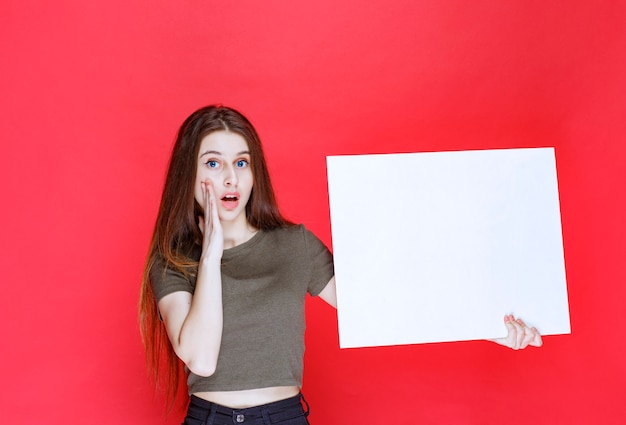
[139,105,542,425]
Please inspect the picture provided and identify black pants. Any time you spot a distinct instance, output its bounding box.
[183,393,310,425]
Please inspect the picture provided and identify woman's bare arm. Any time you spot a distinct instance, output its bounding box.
[158,180,224,377]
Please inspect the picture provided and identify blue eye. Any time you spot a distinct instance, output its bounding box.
[206,160,219,168]
[236,159,249,168]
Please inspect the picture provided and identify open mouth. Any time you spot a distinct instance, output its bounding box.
[221,194,239,202]
[220,193,240,209]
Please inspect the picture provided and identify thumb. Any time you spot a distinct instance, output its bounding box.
[492,318,517,347]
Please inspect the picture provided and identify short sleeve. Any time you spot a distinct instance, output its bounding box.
[302,226,334,296]
[150,261,195,302]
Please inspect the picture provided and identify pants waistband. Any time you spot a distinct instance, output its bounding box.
[188,393,309,424]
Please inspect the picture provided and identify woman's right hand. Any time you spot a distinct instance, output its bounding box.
[198,179,224,259]
[159,178,225,377]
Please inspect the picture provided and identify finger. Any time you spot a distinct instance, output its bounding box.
[507,317,524,349]
[521,328,536,349]
[203,180,213,232]
[501,316,517,348]
[197,182,211,245]
[491,315,517,347]
[207,182,219,223]
[515,319,535,349]
[521,327,535,350]
[514,318,544,349]
[530,327,543,347]
[205,181,220,234]
[198,181,208,235]
[515,320,527,349]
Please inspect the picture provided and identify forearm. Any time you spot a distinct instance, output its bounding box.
[175,254,223,376]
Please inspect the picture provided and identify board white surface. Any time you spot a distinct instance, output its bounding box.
[326,147,570,349]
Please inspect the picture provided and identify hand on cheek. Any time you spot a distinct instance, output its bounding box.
[198,180,224,258]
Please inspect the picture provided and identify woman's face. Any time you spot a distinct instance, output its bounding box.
[194,131,253,226]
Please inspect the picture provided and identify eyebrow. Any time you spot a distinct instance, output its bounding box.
[199,150,251,158]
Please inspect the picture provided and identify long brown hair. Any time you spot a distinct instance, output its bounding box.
[138,105,291,410]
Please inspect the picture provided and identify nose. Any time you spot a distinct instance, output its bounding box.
[224,164,238,187]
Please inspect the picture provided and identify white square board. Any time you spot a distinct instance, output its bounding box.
[326,147,570,349]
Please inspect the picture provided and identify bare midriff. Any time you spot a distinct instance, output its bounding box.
[193,385,300,409]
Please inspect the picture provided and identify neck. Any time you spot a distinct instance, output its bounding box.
[221,216,258,249]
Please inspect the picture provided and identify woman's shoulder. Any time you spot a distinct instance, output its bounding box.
[279,223,306,232]
[149,244,200,281]
[258,223,309,245]
[265,223,310,238]
[264,223,328,251]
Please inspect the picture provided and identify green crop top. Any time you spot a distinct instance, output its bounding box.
[150,224,334,393]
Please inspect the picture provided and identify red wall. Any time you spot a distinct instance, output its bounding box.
[2,1,625,423]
